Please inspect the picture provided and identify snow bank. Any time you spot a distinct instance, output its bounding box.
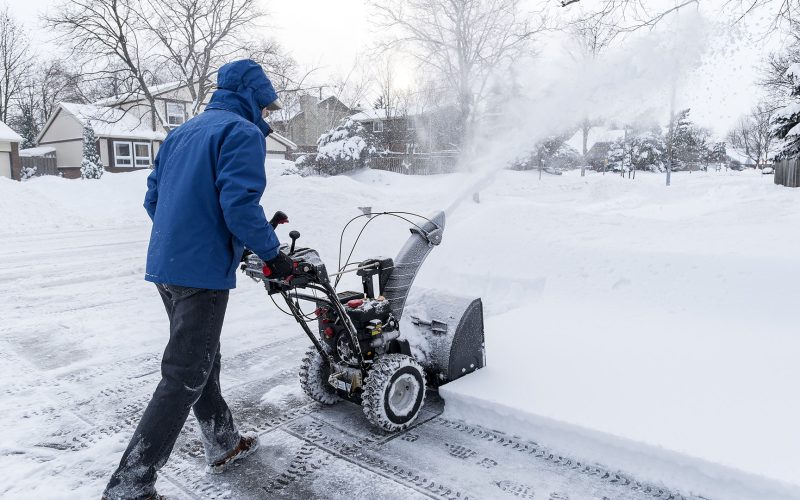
[433,170,800,499]
[0,170,152,232]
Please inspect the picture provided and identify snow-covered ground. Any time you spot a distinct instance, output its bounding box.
[1,164,798,499]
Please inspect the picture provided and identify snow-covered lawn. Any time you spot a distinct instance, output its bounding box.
[1,165,798,499]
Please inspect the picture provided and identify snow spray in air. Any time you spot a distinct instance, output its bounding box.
[445,11,712,217]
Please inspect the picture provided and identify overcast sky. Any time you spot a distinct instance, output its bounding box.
[9,0,786,136]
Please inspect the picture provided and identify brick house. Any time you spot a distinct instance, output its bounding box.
[37,81,296,178]
[0,120,22,180]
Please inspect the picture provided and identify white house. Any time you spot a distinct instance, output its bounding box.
[37,81,296,178]
[0,120,22,180]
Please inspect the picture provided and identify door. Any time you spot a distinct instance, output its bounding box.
[0,151,12,179]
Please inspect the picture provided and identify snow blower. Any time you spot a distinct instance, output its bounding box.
[241,210,485,431]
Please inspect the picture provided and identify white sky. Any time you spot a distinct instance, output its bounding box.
[8,0,788,136]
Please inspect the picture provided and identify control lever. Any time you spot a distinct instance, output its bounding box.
[289,230,300,255]
[269,211,289,229]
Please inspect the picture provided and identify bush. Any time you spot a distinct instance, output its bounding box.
[300,118,379,175]
[20,166,37,181]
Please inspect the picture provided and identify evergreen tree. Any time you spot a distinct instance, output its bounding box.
[80,125,104,179]
[670,109,695,170]
[629,133,667,172]
[10,107,40,149]
[772,63,800,159]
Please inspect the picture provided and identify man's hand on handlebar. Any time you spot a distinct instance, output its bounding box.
[263,251,294,280]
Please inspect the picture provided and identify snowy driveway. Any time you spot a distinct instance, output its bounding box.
[0,225,700,499]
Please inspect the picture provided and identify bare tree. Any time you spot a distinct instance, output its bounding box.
[48,0,165,129]
[38,60,84,120]
[49,0,264,130]
[140,0,261,116]
[566,14,621,175]
[0,6,31,123]
[371,0,545,149]
[330,62,371,111]
[727,103,776,167]
[10,60,83,147]
[562,0,800,29]
[760,20,800,106]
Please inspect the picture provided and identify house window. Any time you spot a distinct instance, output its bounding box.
[134,142,152,167]
[114,141,152,168]
[166,102,186,126]
[373,120,383,133]
[114,141,132,167]
[407,119,415,132]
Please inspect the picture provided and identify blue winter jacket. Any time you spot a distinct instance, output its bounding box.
[143,60,281,289]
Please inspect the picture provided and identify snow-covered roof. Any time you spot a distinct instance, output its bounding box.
[54,102,167,141]
[18,146,56,157]
[0,120,22,142]
[727,149,756,165]
[565,126,626,153]
[93,81,187,107]
[350,103,442,122]
[350,109,390,121]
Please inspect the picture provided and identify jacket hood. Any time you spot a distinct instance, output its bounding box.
[206,59,279,137]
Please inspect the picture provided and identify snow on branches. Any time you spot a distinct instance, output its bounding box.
[772,65,800,160]
[299,118,379,175]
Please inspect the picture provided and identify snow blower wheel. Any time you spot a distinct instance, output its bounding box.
[299,345,340,405]
[241,209,485,433]
[363,354,426,432]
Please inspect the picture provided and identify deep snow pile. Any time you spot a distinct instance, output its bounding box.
[1,164,798,499]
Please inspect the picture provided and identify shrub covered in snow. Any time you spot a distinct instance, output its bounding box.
[606,133,667,173]
[19,166,37,181]
[511,135,580,172]
[301,118,379,175]
[772,63,800,160]
[80,125,104,180]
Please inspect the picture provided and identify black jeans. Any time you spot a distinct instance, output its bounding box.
[104,284,240,500]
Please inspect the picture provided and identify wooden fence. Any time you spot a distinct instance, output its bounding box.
[774,159,800,187]
[20,155,59,177]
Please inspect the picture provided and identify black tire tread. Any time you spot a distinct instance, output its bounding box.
[362,354,426,432]
[299,345,340,405]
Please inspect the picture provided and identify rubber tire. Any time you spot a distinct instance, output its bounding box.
[299,345,340,405]
[362,354,426,432]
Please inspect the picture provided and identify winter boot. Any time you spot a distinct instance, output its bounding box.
[206,434,260,474]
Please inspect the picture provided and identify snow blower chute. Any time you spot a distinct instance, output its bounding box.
[241,210,485,431]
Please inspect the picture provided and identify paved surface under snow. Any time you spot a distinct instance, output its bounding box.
[1,226,701,499]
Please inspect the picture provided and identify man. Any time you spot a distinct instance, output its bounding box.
[103,59,294,500]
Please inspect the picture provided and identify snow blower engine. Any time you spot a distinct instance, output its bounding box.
[241,210,485,431]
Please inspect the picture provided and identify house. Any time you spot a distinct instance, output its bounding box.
[271,94,352,150]
[565,126,626,167]
[0,120,22,180]
[351,106,459,154]
[37,103,167,179]
[37,81,296,178]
